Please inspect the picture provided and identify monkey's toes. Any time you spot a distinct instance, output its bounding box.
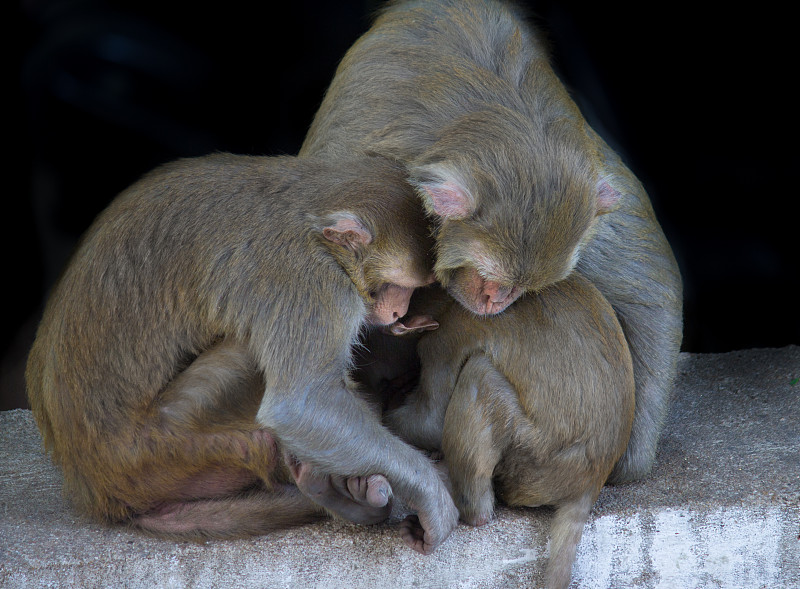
[362,474,392,508]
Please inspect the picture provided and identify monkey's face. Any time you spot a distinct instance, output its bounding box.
[408,108,607,316]
[361,229,437,327]
[413,157,601,316]
[315,154,436,328]
[432,200,595,316]
[348,180,436,328]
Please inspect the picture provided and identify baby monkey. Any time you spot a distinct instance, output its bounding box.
[26,153,459,553]
[384,275,635,588]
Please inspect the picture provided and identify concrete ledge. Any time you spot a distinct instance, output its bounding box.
[2,347,799,588]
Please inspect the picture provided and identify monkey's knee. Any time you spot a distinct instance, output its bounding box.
[156,339,261,428]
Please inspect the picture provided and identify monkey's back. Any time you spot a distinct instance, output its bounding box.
[24,154,373,519]
[300,0,572,160]
[423,273,635,506]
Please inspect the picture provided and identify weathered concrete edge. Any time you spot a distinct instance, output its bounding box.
[1,347,799,589]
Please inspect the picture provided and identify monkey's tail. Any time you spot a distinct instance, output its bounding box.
[545,490,595,589]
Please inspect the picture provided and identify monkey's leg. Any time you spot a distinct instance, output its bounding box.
[610,300,681,485]
[578,229,682,483]
[134,485,325,540]
[152,339,280,484]
[156,338,265,429]
[156,340,393,527]
[383,347,458,452]
[440,354,513,526]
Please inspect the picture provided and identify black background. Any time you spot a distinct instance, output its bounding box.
[5,0,798,409]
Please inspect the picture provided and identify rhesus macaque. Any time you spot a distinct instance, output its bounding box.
[25,153,459,553]
[384,276,635,589]
[301,0,682,483]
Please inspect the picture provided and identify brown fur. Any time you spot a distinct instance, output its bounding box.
[301,0,681,483]
[26,153,458,551]
[385,275,635,588]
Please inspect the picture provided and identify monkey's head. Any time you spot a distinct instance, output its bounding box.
[408,109,620,316]
[316,156,436,327]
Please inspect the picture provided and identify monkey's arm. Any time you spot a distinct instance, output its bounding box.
[256,372,458,554]
[383,335,463,452]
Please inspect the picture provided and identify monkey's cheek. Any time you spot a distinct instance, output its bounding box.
[365,310,392,327]
[443,286,493,316]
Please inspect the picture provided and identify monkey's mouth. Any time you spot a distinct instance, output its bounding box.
[381,314,439,336]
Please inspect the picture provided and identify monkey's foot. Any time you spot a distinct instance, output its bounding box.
[607,443,654,484]
[286,456,393,525]
[461,512,492,527]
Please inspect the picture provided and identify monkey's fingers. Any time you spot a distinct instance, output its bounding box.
[383,314,439,336]
[321,479,394,525]
[284,452,390,508]
[400,493,458,556]
[398,515,428,554]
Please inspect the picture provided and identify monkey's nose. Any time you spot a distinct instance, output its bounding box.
[483,281,514,303]
[481,281,521,314]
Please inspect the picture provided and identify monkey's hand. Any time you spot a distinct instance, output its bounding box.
[381,314,439,336]
[397,471,459,555]
[261,381,456,554]
[398,501,457,555]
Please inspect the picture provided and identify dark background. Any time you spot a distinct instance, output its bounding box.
[5,0,797,409]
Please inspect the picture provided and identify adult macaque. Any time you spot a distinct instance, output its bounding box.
[25,153,458,553]
[385,277,635,589]
[301,0,682,483]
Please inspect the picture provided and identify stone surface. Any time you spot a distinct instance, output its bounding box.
[1,347,799,588]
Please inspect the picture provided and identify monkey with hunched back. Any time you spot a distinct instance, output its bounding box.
[302,0,682,486]
[25,153,459,553]
[382,277,635,589]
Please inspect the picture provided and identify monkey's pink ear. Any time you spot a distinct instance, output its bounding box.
[419,181,474,219]
[410,164,476,220]
[321,213,373,252]
[596,179,622,215]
